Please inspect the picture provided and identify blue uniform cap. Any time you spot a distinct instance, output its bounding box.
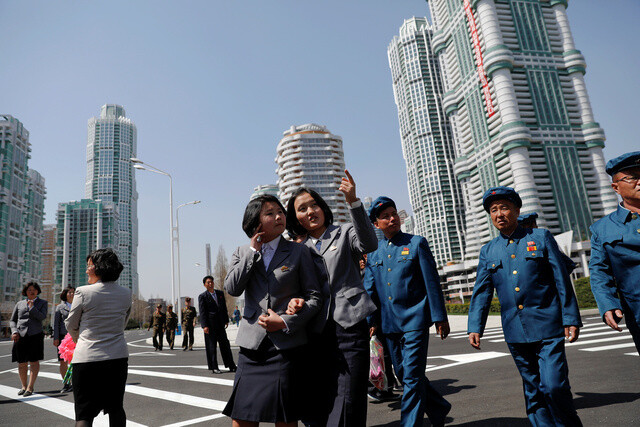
[482,186,522,213]
[605,151,640,176]
[518,212,538,223]
[368,196,396,223]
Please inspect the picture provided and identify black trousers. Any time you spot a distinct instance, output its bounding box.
[165,328,176,348]
[182,324,194,349]
[204,327,236,370]
[302,319,370,427]
[152,327,164,350]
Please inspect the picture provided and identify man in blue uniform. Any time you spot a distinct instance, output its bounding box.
[589,151,640,353]
[364,196,451,427]
[468,187,582,426]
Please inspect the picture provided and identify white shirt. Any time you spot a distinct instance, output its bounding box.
[260,235,281,269]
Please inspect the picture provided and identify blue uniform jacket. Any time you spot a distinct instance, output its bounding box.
[589,204,640,322]
[363,231,447,334]
[468,226,582,343]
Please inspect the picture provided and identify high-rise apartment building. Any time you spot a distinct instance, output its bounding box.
[21,169,46,285]
[388,17,466,266]
[250,184,279,200]
[428,0,617,257]
[85,104,138,293]
[55,199,119,289]
[276,124,349,224]
[40,224,56,308]
[0,115,46,303]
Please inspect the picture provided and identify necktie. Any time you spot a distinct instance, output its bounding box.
[261,245,271,267]
[315,239,322,252]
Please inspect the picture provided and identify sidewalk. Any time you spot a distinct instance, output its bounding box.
[146,309,600,348]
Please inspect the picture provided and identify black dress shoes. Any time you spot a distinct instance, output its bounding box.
[212,369,222,374]
[229,367,237,372]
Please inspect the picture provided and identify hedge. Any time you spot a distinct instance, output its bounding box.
[446,299,501,315]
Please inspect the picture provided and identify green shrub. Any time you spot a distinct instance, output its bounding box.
[574,277,597,309]
[126,318,140,330]
[445,298,501,315]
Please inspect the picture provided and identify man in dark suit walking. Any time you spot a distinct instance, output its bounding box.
[199,275,236,374]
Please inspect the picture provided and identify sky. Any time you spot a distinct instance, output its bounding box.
[1,1,638,301]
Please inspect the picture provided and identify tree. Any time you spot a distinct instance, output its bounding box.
[214,245,236,318]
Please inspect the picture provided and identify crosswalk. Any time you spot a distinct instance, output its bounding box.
[448,318,639,356]
[0,317,636,426]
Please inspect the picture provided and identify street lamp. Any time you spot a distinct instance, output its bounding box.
[176,200,201,325]
[130,157,176,312]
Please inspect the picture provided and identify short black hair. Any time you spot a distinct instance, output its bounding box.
[22,282,41,296]
[285,187,333,237]
[60,286,75,302]
[86,248,124,282]
[203,275,214,284]
[242,195,286,238]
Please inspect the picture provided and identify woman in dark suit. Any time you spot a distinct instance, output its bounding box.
[53,286,75,392]
[65,248,132,427]
[10,282,48,397]
[223,195,323,427]
[285,170,378,426]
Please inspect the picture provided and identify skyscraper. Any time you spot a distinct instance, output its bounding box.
[276,124,349,224]
[250,184,279,200]
[0,115,46,302]
[428,0,617,257]
[388,17,466,266]
[55,199,119,289]
[85,104,138,292]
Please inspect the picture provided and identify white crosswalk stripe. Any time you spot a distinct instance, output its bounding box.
[0,384,147,426]
[580,342,637,352]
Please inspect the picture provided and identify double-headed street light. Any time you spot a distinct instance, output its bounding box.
[130,157,176,311]
[176,200,201,324]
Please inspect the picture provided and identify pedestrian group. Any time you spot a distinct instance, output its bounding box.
[8,150,640,427]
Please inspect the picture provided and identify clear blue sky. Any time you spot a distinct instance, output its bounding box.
[1,1,638,301]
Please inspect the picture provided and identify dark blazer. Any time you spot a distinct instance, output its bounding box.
[303,203,378,332]
[53,303,71,341]
[199,289,229,331]
[10,297,48,337]
[225,238,323,351]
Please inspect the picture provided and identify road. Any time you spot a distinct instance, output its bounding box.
[0,313,637,426]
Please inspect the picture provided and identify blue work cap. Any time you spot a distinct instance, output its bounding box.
[605,151,640,176]
[517,212,538,223]
[482,186,522,213]
[368,196,396,223]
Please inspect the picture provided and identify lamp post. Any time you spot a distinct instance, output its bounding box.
[130,157,176,311]
[176,200,201,325]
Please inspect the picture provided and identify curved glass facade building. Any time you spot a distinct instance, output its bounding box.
[276,124,349,224]
[85,104,138,293]
[428,0,617,257]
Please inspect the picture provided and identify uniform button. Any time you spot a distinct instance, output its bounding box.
[492,263,496,267]
[518,304,524,309]
[531,252,536,256]
[387,268,391,272]
[388,242,392,246]
[515,287,520,292]
[513,270,517,275]
[632,214,638,220]
[511,254,516,259]
[387,282,391,286]
[637,229,640,233]
[388,296,392,300]
[388,254,391,258]
[509,239,514,244]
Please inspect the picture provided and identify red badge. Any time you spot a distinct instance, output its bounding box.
[527,241,535,246]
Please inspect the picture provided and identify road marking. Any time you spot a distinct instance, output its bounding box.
[0,354,12,358]
[566,335,632,346]
[0,384,147,427]
[128,338,156,348]
[18,370,229,411]
[449,327,502,338]
[487,325,616,343]
[581,342,637,352]
[129,351,176,357]
[427,351,509,372]
[161,413,226,426]
[128,365,210,369]
[624,351,639,357]
[128,369,234,386]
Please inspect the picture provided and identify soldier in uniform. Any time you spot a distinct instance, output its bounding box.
[147,304,166,351]
[468,186,582,426]
[364,196,451,427]
[182,297,197,351]
[165,304,178,350]
[589,151,640,353]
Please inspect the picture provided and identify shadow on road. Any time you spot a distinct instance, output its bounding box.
[573,391,640,409]
[432,378,476,396]
[370,416,529,427]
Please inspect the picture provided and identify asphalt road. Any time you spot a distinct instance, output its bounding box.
[0,313,637,426]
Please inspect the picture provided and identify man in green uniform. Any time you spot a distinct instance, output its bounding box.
[182,297,197,351]
[165,304,178,350]
[148,304,166,351]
